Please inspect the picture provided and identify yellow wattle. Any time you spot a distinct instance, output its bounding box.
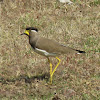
[25,30,29,35]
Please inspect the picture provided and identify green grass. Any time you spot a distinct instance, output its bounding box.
[90,0,100,6]
[0,0,100,100]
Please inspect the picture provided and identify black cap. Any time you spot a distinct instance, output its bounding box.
[26,27,38,32]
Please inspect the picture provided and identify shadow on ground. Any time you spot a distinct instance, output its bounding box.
[0,73,50,84]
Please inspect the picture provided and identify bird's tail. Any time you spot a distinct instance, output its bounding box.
[58,44,86,54]
[75,50,86,54]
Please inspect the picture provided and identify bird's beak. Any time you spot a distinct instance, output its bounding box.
[21,30,29,36]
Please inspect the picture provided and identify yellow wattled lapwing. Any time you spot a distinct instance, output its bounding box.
[21,27,85,84]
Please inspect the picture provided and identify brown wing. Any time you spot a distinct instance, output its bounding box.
[35,37,78,54]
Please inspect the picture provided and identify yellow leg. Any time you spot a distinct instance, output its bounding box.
[51,57,61,82]
[47,58,52,84]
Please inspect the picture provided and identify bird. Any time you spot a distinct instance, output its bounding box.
[59,0,73,4]
[21,27,85,84]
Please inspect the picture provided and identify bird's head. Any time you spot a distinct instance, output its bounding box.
[21,27,38,36]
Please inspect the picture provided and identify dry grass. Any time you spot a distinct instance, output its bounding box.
[0,0,100,100]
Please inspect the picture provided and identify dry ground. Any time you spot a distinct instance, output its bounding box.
[0,0,100,100]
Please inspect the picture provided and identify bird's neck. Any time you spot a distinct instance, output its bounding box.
[29,33,39,46]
